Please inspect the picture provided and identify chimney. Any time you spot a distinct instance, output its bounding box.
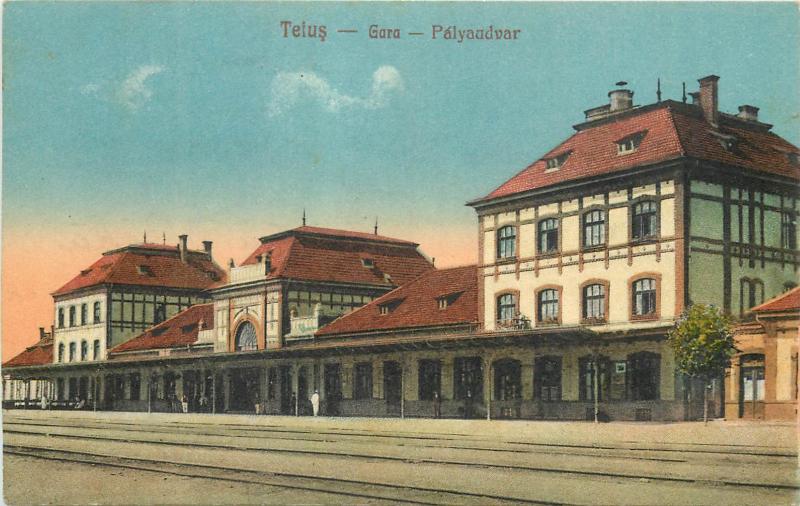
[39,327,46,340]
[202,240,213,258]
[608,84,633,113]
[737,104,759,122]
[178,234,188,263]
[228,258,235,269]
[698,75,720,125]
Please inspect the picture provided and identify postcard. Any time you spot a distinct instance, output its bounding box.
[3,2,798,504]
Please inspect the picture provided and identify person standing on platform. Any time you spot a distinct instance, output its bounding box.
[311,390,320,416]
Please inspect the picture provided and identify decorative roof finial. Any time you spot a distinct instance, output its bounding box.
[302,208,306,226]
[656,78,662,103]
[143,230,147,244]
[682,82,687,103]
[374,217,379,235]
[162,232,166,245]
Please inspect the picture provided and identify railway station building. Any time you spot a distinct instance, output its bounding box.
[4,75,799,421]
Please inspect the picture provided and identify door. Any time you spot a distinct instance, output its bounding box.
[740,355,766,419]
[383,361,402,415]
[279,366,293,415]
[298,366,310,415]
[324,363,342,416]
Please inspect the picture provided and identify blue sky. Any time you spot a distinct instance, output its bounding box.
[4,2,799,237]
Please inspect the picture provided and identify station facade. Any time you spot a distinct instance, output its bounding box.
[4,75,799,421]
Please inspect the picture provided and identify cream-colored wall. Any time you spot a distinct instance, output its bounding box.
[53,292,107,363]
[775,333,795,401]
[478,178,677,331]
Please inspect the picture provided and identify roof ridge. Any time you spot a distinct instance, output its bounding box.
[665,105,688,158]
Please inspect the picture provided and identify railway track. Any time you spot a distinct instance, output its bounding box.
[5,444,561,506]
[4,420,797,491]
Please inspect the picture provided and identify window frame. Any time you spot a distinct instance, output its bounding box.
[581,281,608,323]
[354,362,373,400]
[93,339,101,360]
[534,356,562,401]
[80,340,88,361]
[68,342,76,362]
[537,218,560,255]
[80,304,88,326]
[57,343,65,363]
[630,275,659,320]
[417,359,442,401]
[93,302,102,324]
[58,308,65,328]
[627,351,661,401]
[782,211,797,250]
[496,225,517,261]
[536,287,561,325]
[631,200,659,242]
[69,306,76,327]
[582,209,606,249]
[495,292,519,328]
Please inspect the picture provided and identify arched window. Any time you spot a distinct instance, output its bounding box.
[538,289,559,323]
[234,321,258,351]
[496,226,516,260]
[93,302,102,323]
[496,294,517,325]
[583,210,606,248]
[80,340,88,361]
[93,340,100,360]
[58,308,65,328]
[631,201,658,241]
[69,306,76,327]
[57,343,65,363]
[68,342,76,362]
[632,278,657,317]
[583,283,606,321]
[538,218,559,254]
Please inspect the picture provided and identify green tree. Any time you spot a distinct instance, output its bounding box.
[668,304,736,423]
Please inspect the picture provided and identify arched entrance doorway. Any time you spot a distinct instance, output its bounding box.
[740,354,765,419]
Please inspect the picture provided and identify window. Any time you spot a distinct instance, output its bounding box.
[80,304,88,325]
[354,362,373,400]
[68,342,76,362]
[69,306,76,327]
[631,201,658,241]
[267,368,277,400]
[496,226,516,260]
[129,373,141,401]
[494,359,522,400]
[740,278,764,315]
[545,152,570,171]
[496,293,517,325]
[58,308,65,328]
[164,372,176,400]
[57,343,65,363]
[782,211,797,250]
[437,297,448,310]
[628,352,660,401]
[537,289,559,323]
[632,278,657,317]
[583,284,606,321]
[534,356,562,401]
[154,303,166,324]
[579,356,610,401]
[454,357,483,401]
[93,340,100,360]
[80,340,88,361]
[583,210,605,248]
[93,302,101,323]
[418,359,441,401]
[234,321,257,352]
[379,304,390,315]
[538,218,559,254]
[361,258,374,268]
[617,133,644,154]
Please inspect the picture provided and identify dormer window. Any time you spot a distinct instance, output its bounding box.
[379,304,390,315]
[787,153,799,165]
[378,298,403,315]
[617,132,645,154]
[709,130,738,152]
[361,258,375,268]
[545,152,570,172]
[437,298,448,310]
[137,265,154,276]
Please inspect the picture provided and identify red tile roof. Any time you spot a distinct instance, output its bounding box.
[240,226,434,287]
[3,338,54,368]
[109,303,214,354]
[752,287,800,314]
[316,265,478,337]
[477,101,800,203]
[52,244,226,296]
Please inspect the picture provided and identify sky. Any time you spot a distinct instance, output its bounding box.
[3,2,799,361]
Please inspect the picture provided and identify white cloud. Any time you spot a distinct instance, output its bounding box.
[80,83,101,96]
[268,65,403,116]
[115,65,166,110]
